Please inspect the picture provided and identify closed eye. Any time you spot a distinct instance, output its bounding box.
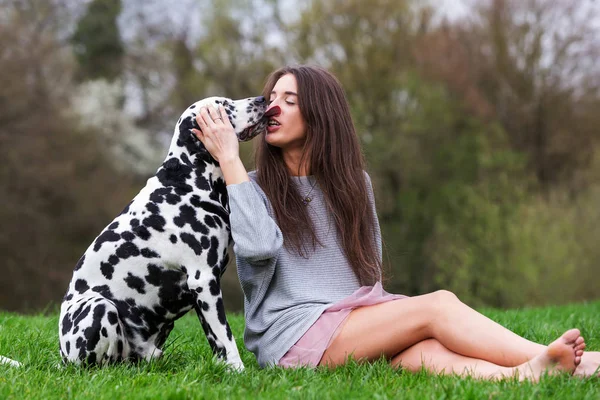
[268,99,296,106]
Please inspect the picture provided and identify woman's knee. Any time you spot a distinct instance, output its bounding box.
[430,290,459,307]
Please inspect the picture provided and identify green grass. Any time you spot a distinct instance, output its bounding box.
[1,301,599,400]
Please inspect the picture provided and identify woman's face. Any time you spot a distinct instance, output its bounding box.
[265,74,307,151]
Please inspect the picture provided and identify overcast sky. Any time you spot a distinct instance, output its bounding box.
[437,0,470,20]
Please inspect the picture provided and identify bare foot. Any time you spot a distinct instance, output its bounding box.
[575,351,600,378]
[513,329,583,381]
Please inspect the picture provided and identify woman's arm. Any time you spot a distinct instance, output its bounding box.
[227,181,283,262]
[193,105,283,262]
[364,171,382,264]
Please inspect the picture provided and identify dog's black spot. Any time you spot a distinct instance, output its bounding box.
[92,285,113,299]
[157,157,194,192]
[117,340,123,355]
[209,178,229,208]
[189,104,196,109]
[65,341,71,355]
[72,304,92,329]
[204,215,217,228]
[216,297,226,325]
[101,327,108,337]
[174,205,209,234]
[133,225,152,240]
[196,174,211,191]
[108,222,119,230]
[116,242,140,259]
[121,231,136,242]
[142,215,166,233]
[107,311,118,325]
[166,193,181,204]
[201,301,209,311]
[189,195,201,208]
[145,264,194,314]
[125,273,146,294]
[94,230,121,251]
[154,305,167,316]
[61,313,73,335]
[146,202,160,214]
[195,270,200,280]
[74,255,86,271]
[180,153,194,167]
[75,279,90,294]
[209,279,220,296]
[207,236,219,268]
[100,262,115,280]
[130,219,140,228]
[226,323,232,341]
[169,234,177,244]
[84,304,106,352]
[201,236,210,249]
[108,255,119,266]
[86,351,97,365]
[180,233,203,256]
[141,248,160,258]
[75,336,87,361]
[150,188,171,204]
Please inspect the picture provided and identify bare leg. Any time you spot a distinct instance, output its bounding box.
[577,352,600,377]
[322,290,576,367]
[389,331,583,381]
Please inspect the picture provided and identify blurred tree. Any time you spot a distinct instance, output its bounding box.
[438,0,600,188]
[71,0,124,82]
[0,0,138,312]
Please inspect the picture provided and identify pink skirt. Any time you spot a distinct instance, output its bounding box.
[278,282,407,368]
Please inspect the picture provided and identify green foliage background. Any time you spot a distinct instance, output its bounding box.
[1,0,599,312]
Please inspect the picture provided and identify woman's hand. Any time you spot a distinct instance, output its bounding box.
[192,105,239,163]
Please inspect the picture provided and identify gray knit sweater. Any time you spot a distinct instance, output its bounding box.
[226,171,381,367]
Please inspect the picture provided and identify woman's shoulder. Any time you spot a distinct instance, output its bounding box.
[248,170,258,182]
[362,170,373,184]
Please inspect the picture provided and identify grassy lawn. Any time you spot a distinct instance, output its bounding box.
[1,301,598,400]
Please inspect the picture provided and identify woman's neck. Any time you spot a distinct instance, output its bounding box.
[283,149,310,176]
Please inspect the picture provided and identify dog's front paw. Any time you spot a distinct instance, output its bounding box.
[228,359,245,372]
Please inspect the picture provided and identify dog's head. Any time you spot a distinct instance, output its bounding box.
[175,96,270,159]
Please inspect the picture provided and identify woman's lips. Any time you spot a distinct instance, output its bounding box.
[267,124,281,133]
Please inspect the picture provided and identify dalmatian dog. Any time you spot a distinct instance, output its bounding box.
[59,96,271,370]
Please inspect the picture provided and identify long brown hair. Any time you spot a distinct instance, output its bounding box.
[255,65,380,286]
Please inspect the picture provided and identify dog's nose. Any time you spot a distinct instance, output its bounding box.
[254,96,266,104]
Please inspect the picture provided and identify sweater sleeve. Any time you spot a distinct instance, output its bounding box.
[364,171,383,264]
[227,180,283,263]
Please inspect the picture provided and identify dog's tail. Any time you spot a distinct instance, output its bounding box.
[0,355,22,367]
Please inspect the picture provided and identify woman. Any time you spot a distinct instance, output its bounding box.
[192,65,598,380]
